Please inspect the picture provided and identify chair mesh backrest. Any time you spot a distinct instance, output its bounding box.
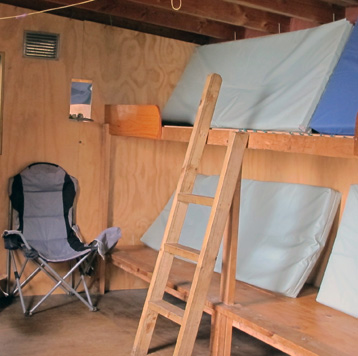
[10,163,88,261]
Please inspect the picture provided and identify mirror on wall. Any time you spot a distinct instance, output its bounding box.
[0,53,4,154]
[69,79,93,122]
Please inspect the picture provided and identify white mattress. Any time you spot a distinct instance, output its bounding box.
[162,20,352,132]
[141,176,341,297]
[316,185,358,317]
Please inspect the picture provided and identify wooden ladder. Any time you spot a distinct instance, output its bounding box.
[131,73,248,356]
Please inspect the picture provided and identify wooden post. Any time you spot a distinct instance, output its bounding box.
[220,169,242,304]
[354,113,358,156]
[211,312,234,356]
[98,123,111,294]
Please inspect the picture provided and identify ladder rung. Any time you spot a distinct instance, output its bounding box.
[149,300,184,325]
[178,193,214,206]
[164,243,200,262]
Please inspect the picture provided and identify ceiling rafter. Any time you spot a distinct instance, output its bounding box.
[126,0,291,33]
[222,0,345,23]
[1,0,357,44]
[49,0,246,40]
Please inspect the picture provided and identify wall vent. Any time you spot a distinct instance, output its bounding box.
[23,31,59,60]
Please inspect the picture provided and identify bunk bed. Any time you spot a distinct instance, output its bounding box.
[105,114,358,356]
[106,19,358,355]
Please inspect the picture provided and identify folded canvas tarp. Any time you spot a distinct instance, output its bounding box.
[162,20,352,132]
[141,176,341,297]
[317,185,358,317]
[309,24,358,135]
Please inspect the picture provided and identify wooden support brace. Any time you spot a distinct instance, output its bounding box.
[354,113,358,156]
[220,168,242,304]
[97,123,111,294]
[211,312,233,356]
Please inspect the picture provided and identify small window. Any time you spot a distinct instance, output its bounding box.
[69,79,93,122]
[23,31,59,60]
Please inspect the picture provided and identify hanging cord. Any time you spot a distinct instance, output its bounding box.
[171,0,182,11]
[0,0,95,20]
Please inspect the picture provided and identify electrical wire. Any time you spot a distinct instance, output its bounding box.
[0,0,95,20]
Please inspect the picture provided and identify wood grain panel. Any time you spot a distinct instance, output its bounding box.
[109,136,188,245]
[81,21,195,113]
[0,3,194,294]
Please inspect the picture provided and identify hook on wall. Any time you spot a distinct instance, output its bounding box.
[171,0,182,11]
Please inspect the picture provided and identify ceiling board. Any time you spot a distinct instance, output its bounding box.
[2,0,355,43]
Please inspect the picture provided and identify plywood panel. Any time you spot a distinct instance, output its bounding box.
[107,135,358,290]
[109,136,188,245]
[0,3,195,295]
[110,137,358,245]
[242,149,358,216]
[81,21,195,114]
[0,7,85,296]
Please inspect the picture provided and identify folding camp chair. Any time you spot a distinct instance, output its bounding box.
[2,162,120,316]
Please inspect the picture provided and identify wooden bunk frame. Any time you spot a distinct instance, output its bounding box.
[105,105,358,356]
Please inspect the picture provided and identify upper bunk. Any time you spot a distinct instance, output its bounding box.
[105,19,358,159]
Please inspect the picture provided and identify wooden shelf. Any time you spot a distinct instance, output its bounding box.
[104,104,358,159]
[111,246,358,356]
[161,126,358,159]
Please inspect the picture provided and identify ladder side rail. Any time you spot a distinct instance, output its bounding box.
[131,73,223,356]
[173,132,248,356]
[161,73,223,247]
[220,168,242,304]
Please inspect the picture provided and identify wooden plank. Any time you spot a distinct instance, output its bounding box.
[222,0,345,23]
[217,292,358,356]
[177,193,214,206]
[220,169,242,304]
[105,105,162,139]
[128,0,291,33]
[164,243,200,262]
[0,52,3,155]
[354,113,358,156]
[149,300,184,324]
[211,312,233,356]
[174,132,248,355]
[248,132,356,159]
[161,126,358,159]
[132,73,223,356]
[110,245,225,312]
[46,0,244,41]
[97,124,111,295]
[162,126,193,142]
[111,245,358,356]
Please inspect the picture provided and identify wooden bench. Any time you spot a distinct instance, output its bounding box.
[110,245,358,356]
[104,110,358,355]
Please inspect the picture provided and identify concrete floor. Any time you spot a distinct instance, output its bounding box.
[0,289,287,356]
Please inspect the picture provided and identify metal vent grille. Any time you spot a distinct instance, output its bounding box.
[23,31,59,59]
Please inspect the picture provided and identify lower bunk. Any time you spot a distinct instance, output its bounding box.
[110,245,358,356]
[110,179,358,355]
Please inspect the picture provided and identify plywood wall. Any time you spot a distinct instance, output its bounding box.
[107,135,358,290]
[0,3,195,294]
[2,3,356,294]
[110,139,358,246]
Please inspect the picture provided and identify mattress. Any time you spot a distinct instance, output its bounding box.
[162,20,352,132]
[317,185,358,317]
[141,176,341,297]
[310,24,358,135]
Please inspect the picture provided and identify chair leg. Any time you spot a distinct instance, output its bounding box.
[28,256,97,315]
[80,274,93,308]
[9,251,28,315]
[6,250,11,296]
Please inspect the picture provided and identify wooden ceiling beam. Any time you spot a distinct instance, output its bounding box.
[31,0,245,41]
[320,0,358,6]
[222,0,345,23]
[127,0,291,33]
